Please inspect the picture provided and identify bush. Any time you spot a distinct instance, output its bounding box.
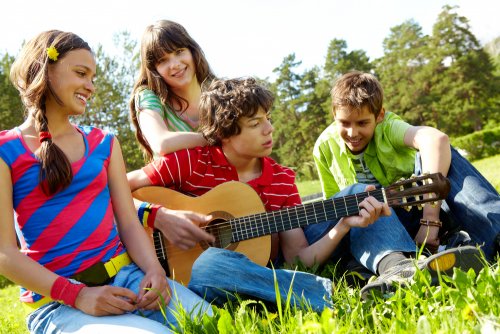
[451,127,500,161]
[0,275,14,289]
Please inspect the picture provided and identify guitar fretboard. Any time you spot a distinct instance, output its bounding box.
[230,189,385,242]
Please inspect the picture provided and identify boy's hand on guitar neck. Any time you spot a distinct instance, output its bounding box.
[341,185,391,230]
[156,208,215,250]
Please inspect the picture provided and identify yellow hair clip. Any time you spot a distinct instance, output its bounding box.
[46,46,59,61]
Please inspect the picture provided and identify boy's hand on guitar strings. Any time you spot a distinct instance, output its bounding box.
[156,208,215,249]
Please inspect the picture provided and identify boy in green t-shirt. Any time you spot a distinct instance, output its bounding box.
[314,71,500,266]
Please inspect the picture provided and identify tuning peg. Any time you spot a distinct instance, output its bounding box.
[404,205,412,212]
[431,201,439,207]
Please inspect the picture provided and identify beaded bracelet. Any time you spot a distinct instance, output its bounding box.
[50,276,86,308]
[419,219,443,228]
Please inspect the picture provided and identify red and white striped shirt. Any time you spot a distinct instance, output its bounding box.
[143,146,301,211]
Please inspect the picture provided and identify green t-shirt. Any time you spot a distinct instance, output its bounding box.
[313,112,417,199]
[135,88,195,132]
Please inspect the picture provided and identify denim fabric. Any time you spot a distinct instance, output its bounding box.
[302,183,417,274]
[27,263,212,334]
[188,184,416,312]
[188,247,333,312]
[396,147,500,261]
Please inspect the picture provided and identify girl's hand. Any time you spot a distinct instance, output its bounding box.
[136,269,171,310]
[75,285,137,316]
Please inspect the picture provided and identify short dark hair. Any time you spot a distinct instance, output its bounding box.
[331,71,384,117]
[199,77,274,146]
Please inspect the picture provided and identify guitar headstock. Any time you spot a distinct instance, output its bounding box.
[384,173,450,209]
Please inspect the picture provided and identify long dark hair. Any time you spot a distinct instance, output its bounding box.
[129,20,214,161]
[10,30,92,194]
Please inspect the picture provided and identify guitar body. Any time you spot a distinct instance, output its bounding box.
[133,181,271,285]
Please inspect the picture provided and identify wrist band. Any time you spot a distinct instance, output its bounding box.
[147,204,161,229]
[420,219,443,228]
[50,276,86,308]
[138,202,150,228]
[138,202,161,229]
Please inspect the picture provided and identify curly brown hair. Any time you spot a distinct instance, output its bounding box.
[199,78,274,146]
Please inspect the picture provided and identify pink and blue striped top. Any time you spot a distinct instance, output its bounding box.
[0,125,125,303]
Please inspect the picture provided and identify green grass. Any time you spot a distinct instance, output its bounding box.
[0,284,26,334]
[296,179,322,198]
[2,261,500,333]
[2,155,499,333]
[473,154,500,191]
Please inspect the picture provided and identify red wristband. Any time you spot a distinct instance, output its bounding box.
[50,276,86,308]
[147,204,162,229]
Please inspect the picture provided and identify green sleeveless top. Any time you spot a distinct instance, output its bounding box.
[135,88,195,132]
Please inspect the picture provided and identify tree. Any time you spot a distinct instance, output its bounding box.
[74,32,143,171]
[0,53,24,130]
[324,39,373,82]
[427,5,499,135]
[375,20,432,125]
[270,54,304,175]
[270,54,332,180]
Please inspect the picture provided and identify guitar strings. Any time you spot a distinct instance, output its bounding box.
[156,193,379,257]
[195,185,427,244]
[153,177,438,258]
[192,190,386,244]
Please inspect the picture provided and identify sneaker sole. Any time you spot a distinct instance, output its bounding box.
[360,246,484,300]
[424,246,484,282]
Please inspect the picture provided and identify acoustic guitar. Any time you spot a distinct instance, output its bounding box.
[133,173,450,285]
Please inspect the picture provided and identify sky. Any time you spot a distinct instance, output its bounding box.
[1,0,499,80]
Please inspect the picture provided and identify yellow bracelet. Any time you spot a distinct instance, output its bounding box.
[419,219,442,228]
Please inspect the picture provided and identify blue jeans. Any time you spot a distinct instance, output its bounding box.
[396,147,500,261]
[27,263,212,334]
[188,184,416,312]
[302,184,416,273]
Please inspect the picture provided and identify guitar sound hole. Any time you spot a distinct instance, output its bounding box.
[205,218,232,249]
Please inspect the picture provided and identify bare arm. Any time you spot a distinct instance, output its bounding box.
[128,166,215,249]
[404,125,451,251]
[404,125,451,177]
[139,110,206,155]
[108,139,171,310]
[0,158,59,298]
[127,168,153,192]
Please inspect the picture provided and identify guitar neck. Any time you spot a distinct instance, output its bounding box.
[230,188,386,242]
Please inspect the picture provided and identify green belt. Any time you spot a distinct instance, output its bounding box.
[72,252,132,286]
[23,252,132,313]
